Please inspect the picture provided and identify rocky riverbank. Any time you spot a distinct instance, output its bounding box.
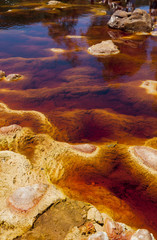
[0,104,156,239]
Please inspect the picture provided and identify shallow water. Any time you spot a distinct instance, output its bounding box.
[0,0,157,237]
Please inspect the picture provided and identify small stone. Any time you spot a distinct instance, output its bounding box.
[87,207,103,224]
[0,124,22,135]
[8,184,48,213]
[150,31,157,36]
[5,74,22,81]
[50,48,66,53]
[131,229,154,240]
[85,221,96,234]
[0,70,6,80]
[140,80,157,95]
[88,231,109,240]
[48,0,61,5]
[71,144,97,154]
[88,40,119,56]
[93,222,104,232]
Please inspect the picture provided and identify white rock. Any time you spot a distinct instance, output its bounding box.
[88,231,109,240]
[131,229,154,240]
[88,40,119,56]
[87,207,103,224]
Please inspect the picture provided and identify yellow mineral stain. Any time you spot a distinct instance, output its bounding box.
[65,35,86,39]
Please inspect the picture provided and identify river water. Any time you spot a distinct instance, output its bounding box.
[0,0,157,237]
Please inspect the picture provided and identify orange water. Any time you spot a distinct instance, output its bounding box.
[0,0,157,236]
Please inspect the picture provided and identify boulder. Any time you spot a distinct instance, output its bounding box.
[108,9,153,32]
[88,40,119,56]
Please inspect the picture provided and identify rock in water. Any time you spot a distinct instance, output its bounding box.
[108,9,152,32]
[5,74,22,81]
[48,0,61,5]
[88,231,109,240]
[131,229,154,240]
[71,144,97,153]
[88,40,119,56]
[133,146,157,170]
[140,80,157,95]
[8,184,48,213]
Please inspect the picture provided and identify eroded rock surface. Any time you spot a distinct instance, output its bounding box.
[0,105,157,239]
[88,40,119,56]
[131,229,154,240]
[17,198,90,240]
[8,184,48,213]
[70,144,97,154]
[0,150,65,240]
[0,124,22,135]
[133,146,157,171]
[88,231,109,240]
[108,9,152,32]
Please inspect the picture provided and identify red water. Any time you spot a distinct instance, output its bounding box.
[0,0,157,236]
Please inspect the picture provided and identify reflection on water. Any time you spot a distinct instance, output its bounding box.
[0,0,157,236]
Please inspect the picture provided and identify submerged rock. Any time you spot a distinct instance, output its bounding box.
[88,40,119,56]
[5,74,22,81]
[108,9,152,32]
